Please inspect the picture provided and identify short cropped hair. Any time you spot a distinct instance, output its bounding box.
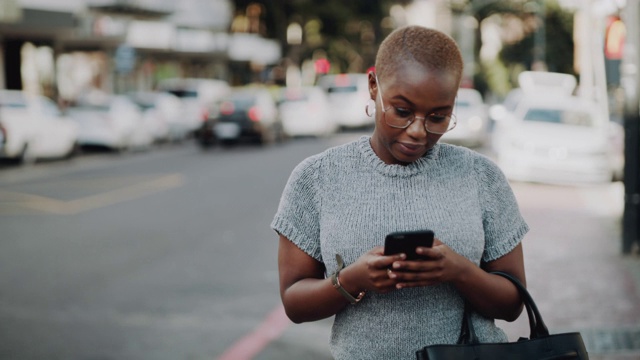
[375,25,463,84]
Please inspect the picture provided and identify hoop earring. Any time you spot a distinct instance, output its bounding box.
[365,99,376,117]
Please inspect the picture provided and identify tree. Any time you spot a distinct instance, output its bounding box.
[499,1,574,76]
[452,0,575,95]
[231,0,393,73]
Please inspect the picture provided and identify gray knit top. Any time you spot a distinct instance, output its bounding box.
[271,136,529,360]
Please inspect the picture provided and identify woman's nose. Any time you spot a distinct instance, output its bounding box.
[405,116,428,138]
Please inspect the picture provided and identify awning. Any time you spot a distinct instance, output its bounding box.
[0,8,77,38]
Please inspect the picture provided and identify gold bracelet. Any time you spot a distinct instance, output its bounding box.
[331,254,366,304]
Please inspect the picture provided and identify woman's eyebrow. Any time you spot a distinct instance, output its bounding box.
[390,94,453,112]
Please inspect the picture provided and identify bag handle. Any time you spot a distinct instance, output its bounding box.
[458,271,550,345]
[492,271,549,337]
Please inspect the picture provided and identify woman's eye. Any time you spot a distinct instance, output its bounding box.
[394,107,412,118]
[428,114,449,123]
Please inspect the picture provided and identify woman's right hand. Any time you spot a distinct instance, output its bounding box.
[340,246,405,294]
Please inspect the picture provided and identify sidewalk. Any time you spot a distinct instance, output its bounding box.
[498,182,640,360]
[256,182,640,360]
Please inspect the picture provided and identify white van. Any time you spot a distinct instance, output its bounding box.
[317,73,373,129]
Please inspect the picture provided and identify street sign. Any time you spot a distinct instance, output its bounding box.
[114,44,136,74]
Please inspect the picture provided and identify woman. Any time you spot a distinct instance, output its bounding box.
[271,25,529,359]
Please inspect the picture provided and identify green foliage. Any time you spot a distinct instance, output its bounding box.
[540,1,574,74]
[235,0,391,73]
[499,0,575,85]
[452,0,576,93]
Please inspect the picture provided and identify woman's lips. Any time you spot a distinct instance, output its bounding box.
[397,142,425,156]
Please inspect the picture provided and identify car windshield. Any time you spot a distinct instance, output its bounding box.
[0,101,26,108]
[327,85,357,94]
[0,93,27,108]
[455,100,471,108]
[70,103,110,112]
[523,108,594,127]
[231,95,256,109]
[164,90,198,99]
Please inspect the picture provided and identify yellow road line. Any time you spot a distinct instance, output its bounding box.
[0,173,185,215]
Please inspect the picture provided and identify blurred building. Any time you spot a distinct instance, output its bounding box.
[0,0,79,96]
[0,0,241,100]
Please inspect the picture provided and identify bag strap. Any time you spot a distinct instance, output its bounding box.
[457,302,479,344]
[492,271,549,338]
[457,271,550,345]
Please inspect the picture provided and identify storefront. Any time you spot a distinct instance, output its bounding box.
[1,0,233,102]
[0,6,77,96]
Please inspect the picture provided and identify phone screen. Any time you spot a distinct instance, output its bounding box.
[384,230,434,260]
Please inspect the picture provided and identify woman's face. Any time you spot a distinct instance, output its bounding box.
[369,62,459,165]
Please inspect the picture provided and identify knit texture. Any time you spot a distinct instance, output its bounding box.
[271,135,529,360]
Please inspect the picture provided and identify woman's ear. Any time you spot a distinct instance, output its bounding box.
[368,71,377,100]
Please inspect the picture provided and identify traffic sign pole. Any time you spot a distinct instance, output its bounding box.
[622,0,640,254]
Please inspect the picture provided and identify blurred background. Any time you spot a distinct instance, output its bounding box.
[0,0,639,359]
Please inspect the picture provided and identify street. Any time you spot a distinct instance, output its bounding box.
[0,134,637,360]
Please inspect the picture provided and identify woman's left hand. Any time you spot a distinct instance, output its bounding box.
[386,238,471,288]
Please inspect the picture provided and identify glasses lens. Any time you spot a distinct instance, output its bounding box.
[425,114,456,134]
[383,106,412,128]
[384,107,456,134]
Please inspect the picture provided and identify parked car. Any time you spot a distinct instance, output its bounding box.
[491,92,623,185]
[198,87,284,146]
[439,88,489,148]
[67,92,152,151]
[278,86,337,138]
[157,78,231,135]
[128,91,190,143]
[317,73,373,129]
[0,90,78,163]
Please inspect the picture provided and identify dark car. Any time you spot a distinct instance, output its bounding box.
[198,87,284,147]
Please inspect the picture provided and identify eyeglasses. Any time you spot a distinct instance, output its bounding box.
[375,74,456,135]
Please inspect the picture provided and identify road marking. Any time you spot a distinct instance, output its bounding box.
[0,173,184,215]
[217,304,291,360]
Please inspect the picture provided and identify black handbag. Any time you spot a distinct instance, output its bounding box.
[416,271,589,360]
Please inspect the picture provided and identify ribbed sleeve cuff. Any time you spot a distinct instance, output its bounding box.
[271,215,323,262]
[482,222,529,262]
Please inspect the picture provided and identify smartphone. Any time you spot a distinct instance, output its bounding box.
[384,230,435,260]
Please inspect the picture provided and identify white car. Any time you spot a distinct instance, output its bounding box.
[157,78,231,134]
[279,86,337,138]
[0,90,78,163]
[67,93,152,151]
[440,88,489,148]
[492,94,623,185]
[317,73,373,129]
[129,91,191,143]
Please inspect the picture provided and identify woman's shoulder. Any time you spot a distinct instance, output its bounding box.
[291,137,362,174]
[438,143,494,165]
[438,143,504,178]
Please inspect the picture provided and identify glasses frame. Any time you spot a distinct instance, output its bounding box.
[375,74,457,135]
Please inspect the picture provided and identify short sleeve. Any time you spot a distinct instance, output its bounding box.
[271,156,323,262]
[475,155,529,262]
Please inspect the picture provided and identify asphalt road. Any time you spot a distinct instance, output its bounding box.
[0,137,341,359]
[0,135,636,360]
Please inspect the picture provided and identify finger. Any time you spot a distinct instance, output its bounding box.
[370,246,385,255]
[371,273,400,292]
[391,259,438,272]
[373,253,406,270]
[417,246,445,260]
